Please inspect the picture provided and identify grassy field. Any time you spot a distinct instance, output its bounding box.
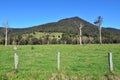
[0,44,120,80]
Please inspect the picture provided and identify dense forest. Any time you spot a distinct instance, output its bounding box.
[0,17,120,45]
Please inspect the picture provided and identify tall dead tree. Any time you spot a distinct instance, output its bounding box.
[74,21,83,45]
[94,16,103,44]
[4,20,8,46]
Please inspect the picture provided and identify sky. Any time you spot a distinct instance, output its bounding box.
[0,0,120,29]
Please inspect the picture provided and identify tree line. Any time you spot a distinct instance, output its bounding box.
[0,32,119,45]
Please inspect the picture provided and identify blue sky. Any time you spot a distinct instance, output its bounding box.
[0,0,120,29]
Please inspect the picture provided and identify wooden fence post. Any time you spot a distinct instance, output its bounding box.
[58,52,60,71]
[14,53,18,71]
[108,52,113,72]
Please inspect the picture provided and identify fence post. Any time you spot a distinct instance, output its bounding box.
[108,52,113,73]
[14,53,18,71]
[58,52,60,72]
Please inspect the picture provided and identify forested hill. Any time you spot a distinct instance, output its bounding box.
[0,16,120,36]
[0,16,120,44]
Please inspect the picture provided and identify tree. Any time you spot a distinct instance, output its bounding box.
[94,16,103,44]
[19,38,28,45]
[51,38,57,44]
[32,38,39,45]
[8,36,13,45]
[3,20,8,46]
[74,21,83,45]
[39,37,43,44]
[61,33,67,44]
[61,34,73,44]
[0,38,5,45]
[17,35,22,45]
[45,35,50,44]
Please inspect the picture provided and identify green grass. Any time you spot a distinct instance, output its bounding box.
[0,44,120,80]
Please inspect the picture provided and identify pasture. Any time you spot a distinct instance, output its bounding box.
[0,44,120,80]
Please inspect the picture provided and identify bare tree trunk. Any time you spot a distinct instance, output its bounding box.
[5,27,7,46]
[94,16,103,44]
[5,21,8,46]
[99,25,102,44]
[74,21,83,45]
[79,27,82,45]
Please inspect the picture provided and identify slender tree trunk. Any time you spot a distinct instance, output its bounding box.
[99,25,102,44]
[79,27,82,45]
[94,16,102,44]
[5,27,7,46]
[74,21,83,45]
[5,21,8,46]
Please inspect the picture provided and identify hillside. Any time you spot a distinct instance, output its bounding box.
[0,17,120,36]
[0,17,120,44]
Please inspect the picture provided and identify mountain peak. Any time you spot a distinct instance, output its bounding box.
[58,16,82,21]
[57,16,86,25]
